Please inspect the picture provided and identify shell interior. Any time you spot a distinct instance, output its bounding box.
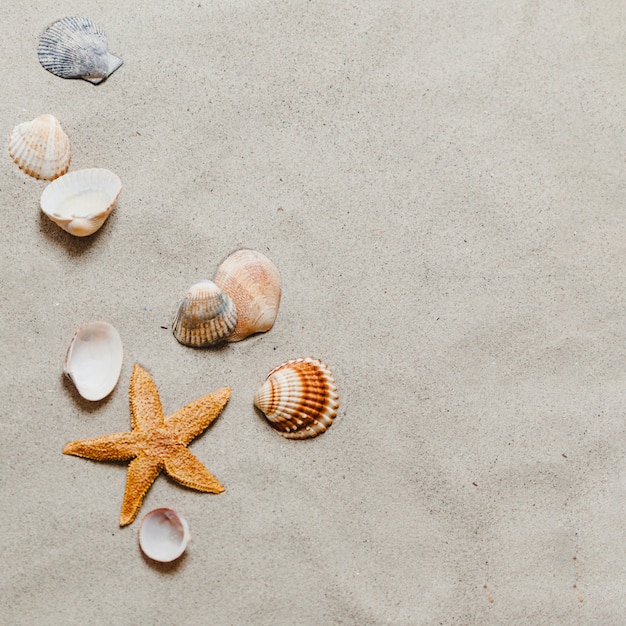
[213,249,281,342]
[172,280,237,347]
[40,168,122,236]
[64,321,123,401]
[7,114,71,181]
[254,358,339,439]
[38,16,123,84]
[139,509,190,563]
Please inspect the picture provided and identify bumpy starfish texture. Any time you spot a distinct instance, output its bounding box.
[63,363,230,526]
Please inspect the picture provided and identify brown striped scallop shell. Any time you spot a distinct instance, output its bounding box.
[253,358,339,439]
[172,280,237,347]
[213,249,281,342]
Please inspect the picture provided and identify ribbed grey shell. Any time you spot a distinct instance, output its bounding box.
[38,17,123,84]
[172,280,238,347]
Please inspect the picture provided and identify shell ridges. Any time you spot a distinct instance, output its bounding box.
[213,249,281,342]
[254,357,339,439]
[7,114,71,181]
[38,16,123,84]
[172,280,237,347]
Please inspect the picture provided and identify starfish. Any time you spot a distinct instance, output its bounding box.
[63,363,230,526]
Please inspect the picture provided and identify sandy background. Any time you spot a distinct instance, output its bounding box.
[1,1,624,624]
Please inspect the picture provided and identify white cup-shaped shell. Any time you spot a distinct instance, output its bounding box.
[172,280,237,347]
[139,508,190,562]
[213,249,281,342]
[64,321,123,401]
[254,358,339,439]
[7,114,71,181]
[41,168,121,236]
[38,16,123,84]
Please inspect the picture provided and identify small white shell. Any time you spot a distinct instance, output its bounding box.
[38,17,123,84]
[172,280,237,347]
[139,508,190,563]
[254,358,339,439]
[213,249,281,342]
[64,321,123,401]
[7,114,71,181]
[40,168,121,236]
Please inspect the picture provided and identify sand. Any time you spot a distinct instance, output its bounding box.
[1,1,624,624]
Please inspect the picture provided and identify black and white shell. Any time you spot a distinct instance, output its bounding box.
[38,17,123,84]
[172,280,238,348]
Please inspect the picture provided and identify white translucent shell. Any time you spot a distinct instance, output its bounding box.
[213,249,281,342]
[38,16,123,84]
[64,321,123,401]
[254,358,339,439]
[172,280,237,347]
[139,509,190,563]
[40,168,121,236]
[7,114,71,181]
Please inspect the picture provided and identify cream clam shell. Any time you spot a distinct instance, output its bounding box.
[40,168,121,236]
[139,508,190,563]
[64,321,123,401]
[254,358,339,439]
[172,280,237,347]
[213,249,281,342]
[7,114,71,181]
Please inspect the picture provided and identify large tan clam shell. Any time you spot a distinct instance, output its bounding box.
[172,280,237,347]
[253,358,339,439]
[7,114,71,180]
[40,168,121,236]
[213,249,281,342]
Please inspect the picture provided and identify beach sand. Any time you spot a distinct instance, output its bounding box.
[1,2,624,623]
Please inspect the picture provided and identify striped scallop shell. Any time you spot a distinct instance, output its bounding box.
[38,17,123,84]
[254,358,339,439]
[7,114,71,180]
[172,280,237,347]
[213,249,281,342]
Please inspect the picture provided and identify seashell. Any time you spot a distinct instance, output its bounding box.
[7,114,71,181]
[254,358,339,439]
[64,321,123,401]
[139,508,190,563]
[172,280,237,347]
[38,17,123,84]
[213,249,281,342]
[40,168,121,236]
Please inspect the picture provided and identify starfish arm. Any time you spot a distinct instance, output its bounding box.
[129,364,165,431]
[166,387,231,445]
[164,446,224,494]
[119,453,162,526]
[63,432,138,461]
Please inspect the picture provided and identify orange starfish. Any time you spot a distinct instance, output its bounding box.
[63,363,230,526]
